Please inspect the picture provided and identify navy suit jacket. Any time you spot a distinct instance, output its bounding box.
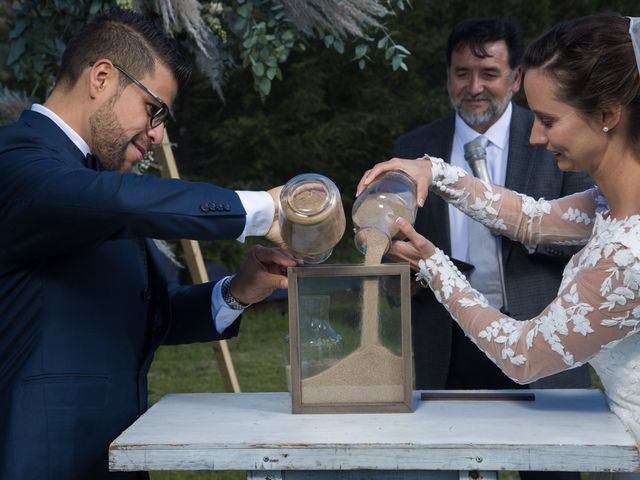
[0,111,248,479]
[394,104,594,390]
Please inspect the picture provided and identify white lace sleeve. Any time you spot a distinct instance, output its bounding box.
[428,156,604,245]
[417,213,640,383]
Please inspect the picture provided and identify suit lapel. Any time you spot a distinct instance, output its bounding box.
[502,105,535,261]
[423,116,455,254]
[505,105,535,195]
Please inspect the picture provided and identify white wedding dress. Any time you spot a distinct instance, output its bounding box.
[417,158,640,477]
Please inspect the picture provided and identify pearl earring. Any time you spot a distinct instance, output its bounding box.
[603,126,610,133]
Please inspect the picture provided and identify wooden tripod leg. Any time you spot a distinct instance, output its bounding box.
[153,129,241,393]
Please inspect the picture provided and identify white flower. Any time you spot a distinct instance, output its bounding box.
[521,195,552,220]
[613,249,635,267]
[572,315,593,336]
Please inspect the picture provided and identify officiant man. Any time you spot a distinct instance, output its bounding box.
[0,9,297,479]
[392,18,593,480]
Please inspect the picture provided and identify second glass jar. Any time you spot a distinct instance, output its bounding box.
[351,170,417,256]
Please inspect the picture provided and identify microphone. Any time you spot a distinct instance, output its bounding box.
[463,136,491,183]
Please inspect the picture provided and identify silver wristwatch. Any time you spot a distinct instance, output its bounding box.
[221,275,250,310]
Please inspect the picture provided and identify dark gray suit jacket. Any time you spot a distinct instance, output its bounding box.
[394,103,593,389]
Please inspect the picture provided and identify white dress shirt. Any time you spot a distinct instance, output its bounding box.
[31,104,273,333]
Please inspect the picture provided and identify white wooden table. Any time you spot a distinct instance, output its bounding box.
[109,389,640,479]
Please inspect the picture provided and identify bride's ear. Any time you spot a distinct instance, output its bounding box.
[600,104,622,132]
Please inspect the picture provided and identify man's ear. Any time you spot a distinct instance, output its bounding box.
[88,60,116,99]
[511,66,523,93]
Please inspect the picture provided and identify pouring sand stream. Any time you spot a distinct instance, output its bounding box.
[300,226,404,404]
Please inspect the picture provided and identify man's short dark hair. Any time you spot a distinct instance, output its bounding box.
[57,8,191,91]
[446,18,524,70]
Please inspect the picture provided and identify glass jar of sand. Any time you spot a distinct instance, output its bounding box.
[279,174,346,264]
[351,170,417,261]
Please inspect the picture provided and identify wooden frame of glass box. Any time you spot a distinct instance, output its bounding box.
[288,263,413,414]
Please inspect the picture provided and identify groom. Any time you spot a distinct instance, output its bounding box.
[0,9,296,479]
[393,18,594,480]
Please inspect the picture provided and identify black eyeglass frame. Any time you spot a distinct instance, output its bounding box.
[89,61,169,129]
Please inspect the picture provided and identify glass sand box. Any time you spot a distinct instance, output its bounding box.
[287,264,413,414]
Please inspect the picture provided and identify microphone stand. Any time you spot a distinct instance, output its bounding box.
[495,234,510,316]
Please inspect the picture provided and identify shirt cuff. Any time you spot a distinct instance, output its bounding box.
[211,277,243,334]
[235,191,274,242]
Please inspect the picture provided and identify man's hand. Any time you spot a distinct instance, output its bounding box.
[356,157,432,208]
[265,186,285,247]
[230,245,301,305]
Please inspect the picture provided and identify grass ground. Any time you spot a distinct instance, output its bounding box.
[146,302,598,480]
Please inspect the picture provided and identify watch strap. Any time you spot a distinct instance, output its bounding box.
[221,275,250,310]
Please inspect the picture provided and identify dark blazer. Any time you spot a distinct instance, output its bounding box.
[394,104,594,390]
[0,111,248,479]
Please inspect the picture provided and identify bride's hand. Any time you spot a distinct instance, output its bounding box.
[356,157,432,208]
[386,217,437,271]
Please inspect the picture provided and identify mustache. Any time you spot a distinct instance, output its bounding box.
[460,94,492,101]
[133,137,153,154]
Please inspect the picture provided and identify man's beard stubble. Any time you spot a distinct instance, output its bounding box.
[453,90,513,129]
[88,96,129,172]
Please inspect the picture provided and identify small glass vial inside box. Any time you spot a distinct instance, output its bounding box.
[287,264,413,414]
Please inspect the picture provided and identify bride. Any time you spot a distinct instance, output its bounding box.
[358,12,640,479]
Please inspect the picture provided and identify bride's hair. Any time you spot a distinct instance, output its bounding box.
[523,12,640,148]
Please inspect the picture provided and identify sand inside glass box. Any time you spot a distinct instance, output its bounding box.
[287,264,413,414]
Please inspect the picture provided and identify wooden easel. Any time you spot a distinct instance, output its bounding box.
[153,129,241,393]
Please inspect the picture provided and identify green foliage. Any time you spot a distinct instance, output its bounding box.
[223,0,413,100]
[232,0,293,98]
[5,0,111,96]
[2,0,412,101]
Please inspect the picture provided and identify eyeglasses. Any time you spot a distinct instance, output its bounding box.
[89,62,169,129]
[113,63,169,129]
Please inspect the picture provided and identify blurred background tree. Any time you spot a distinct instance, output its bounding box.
[1,0,639,269]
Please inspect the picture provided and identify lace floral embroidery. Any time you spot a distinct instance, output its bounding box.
[469,188,507,231]
[429,156,467,201]
[563,207,594,225]
[428,157,597,247]
[414,159,640,386]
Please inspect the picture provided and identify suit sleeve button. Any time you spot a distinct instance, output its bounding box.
[141,288,152,300]
[200,203,210,212]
